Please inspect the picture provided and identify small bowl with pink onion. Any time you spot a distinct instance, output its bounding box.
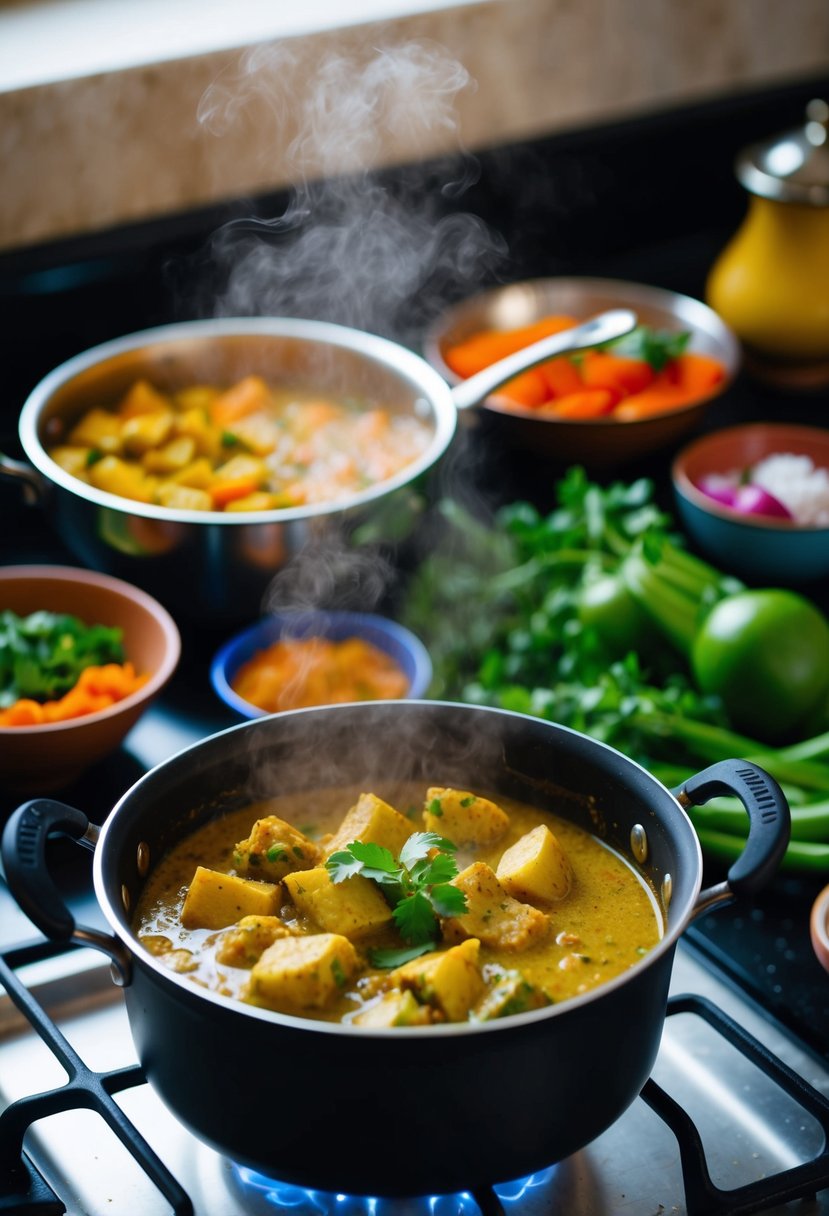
[672,422,829,586]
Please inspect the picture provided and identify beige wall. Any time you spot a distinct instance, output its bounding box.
[2,0,828,252]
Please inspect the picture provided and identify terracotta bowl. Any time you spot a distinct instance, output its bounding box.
[811,884,829,974]
[672,423,829,585]
[0,565,180,793]
[424,277,740,469]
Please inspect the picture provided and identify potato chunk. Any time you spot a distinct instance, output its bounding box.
[181,866,281,930]
[233,816,320,882]
[443,863,550,952]
[68,408,123,453]
[423,788,509,845]
[496,824,574,904]
[88,455,157,503]
[352,989,434,1027]
[215,915,293,968]
[390,939,484,1023]
[246,933,359,1011]
[283,867,393,939]
[323,792,414,860]
[473,969,551,1021]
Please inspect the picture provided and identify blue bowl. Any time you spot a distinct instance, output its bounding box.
[211,610,433,719]
[672,423,829,586]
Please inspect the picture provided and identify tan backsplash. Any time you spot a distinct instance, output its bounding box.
[2,0,829,252]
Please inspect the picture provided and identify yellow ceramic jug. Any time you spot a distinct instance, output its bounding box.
[707,100,829,379]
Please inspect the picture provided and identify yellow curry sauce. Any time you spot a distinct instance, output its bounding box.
[46,375,432,513]
[133,783,663,1026]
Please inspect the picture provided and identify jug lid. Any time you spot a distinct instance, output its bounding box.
[737,99,829,205]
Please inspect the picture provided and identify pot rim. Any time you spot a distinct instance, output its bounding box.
[19,316,458,525]
[92,700,703,1038]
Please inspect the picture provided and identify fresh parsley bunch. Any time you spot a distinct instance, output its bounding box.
[325,832,467,965]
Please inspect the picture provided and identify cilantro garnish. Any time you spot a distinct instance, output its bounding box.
[325,832,467,947]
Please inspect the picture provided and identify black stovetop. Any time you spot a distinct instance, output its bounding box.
[2,72,828,1064]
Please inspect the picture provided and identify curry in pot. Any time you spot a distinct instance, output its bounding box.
[134,784,663,1026]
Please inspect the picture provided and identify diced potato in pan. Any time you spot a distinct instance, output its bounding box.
[245,933,359,1011]
[68,408,123,453]
[423,787,509,845]
[119,379,172,418]
[155,483,213,512]
[352,988,435,1027]
[496,824,574,904]
[443,862,550,952]
[181,866,281,930]
[283,867,393,939]
[121,411,174,456]
[49,446,92,480]
[215,915,294,968]
[88,455,158,503]
[142,436,197,474]
[390,938,484,1022]
[233,816,320,882]
[323,792,413,860]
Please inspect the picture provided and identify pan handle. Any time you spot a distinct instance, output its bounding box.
[671,759,791,917]
[0,452,49,506]
[1,799,132,985]
[449,308,637,411]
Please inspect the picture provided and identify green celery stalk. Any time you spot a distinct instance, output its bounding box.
[692,826,829,873]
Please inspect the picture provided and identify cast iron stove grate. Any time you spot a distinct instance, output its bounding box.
[1,939,829,1216]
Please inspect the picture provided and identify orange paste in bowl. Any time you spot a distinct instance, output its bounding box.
[231,637,409,713]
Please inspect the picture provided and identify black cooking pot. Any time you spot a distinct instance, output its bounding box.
[2,702,789,1196]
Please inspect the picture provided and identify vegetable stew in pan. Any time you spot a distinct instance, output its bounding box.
[134,781,663,1026]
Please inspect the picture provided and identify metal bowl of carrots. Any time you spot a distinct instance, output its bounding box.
[424,277,741,468]
[0,565,180,793]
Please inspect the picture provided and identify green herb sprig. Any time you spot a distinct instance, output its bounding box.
[325,832,467,953]
[0,610,125,708]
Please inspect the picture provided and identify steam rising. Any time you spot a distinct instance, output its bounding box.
[199,39,506,337]
[197,38,506,614]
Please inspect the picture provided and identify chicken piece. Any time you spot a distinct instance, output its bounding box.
[215,914,294,968]
[233,816,321,882]
[352,989,434,1027]
[443,862,550,952]
[422,788,509,846]
[496,824,574,904]
[180,866,281,930]
[323,792,414,860]
[390,939,484,1023]
[283,867,393,939]
[245,933,359,1011]
[473,968,551,1021]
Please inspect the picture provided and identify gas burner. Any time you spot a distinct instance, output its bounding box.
[228,1164,558,1216]
[226,1162,554,1216]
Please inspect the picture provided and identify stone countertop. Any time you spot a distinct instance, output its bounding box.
[2,0,829,253]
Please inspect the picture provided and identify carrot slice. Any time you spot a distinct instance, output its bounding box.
[665,352,726,398]
[543,389,617,419]
[538,356,583,399]
[443,315,578,378]
[209,376,272,427]
[496,369,550,408]
[210,474,264,508]
[580,352,654,397]
[612,386,692,420]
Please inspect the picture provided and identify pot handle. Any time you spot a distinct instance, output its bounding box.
[449,309,637,411]
[1,799,132,985]
[671,759,790,916]
[0,452,49,506]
